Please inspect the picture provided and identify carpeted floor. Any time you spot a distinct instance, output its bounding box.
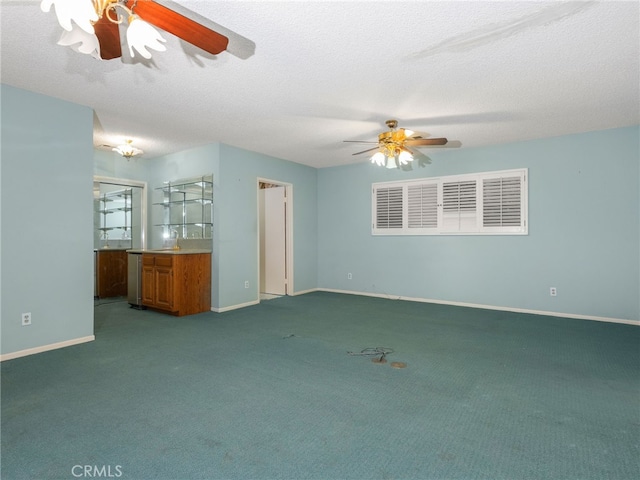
[2,292,639,480]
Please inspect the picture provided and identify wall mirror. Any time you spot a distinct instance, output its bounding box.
[93,177,147,250]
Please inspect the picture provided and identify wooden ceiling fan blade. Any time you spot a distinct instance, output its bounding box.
[343,140,378,144]
[352,146,381,156]
[94,15,122,60]
[125,0,229,55]
[405,138,448,146]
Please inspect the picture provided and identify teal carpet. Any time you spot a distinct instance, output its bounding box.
[2,292,639,480]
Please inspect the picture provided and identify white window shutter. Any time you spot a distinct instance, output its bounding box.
[372,168,527,236]
[483,176,522,228]
[442,180,477,232]
[408,182,438,229]
[374,186,403,230]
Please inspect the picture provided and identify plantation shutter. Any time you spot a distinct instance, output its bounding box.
[408,182,438,229]
[442,180,477,231]
[374,186,403,229]
[483,175,523,228]
[371,168,527,235]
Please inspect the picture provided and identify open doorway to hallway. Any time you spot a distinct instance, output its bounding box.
[258,179,293,301]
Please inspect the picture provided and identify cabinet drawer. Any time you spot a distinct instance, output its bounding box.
[155,255,173,267]
[142,254,173,267]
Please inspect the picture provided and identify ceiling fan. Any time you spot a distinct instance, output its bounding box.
[42,0,229,60]
[344,119,448,169]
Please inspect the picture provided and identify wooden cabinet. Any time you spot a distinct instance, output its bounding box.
[141,253,211,316]
[95,250,128,298]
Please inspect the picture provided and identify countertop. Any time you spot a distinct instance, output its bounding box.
[126,249,212,255]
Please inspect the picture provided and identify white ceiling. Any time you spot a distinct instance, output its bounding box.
[1,0,638,168]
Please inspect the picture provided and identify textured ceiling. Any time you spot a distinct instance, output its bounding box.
[1,0,638,168]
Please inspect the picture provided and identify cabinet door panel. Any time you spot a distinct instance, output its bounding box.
[96,250,128,298]
[154,267,174,310]
[142,266,155,306]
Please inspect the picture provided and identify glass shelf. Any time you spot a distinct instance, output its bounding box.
[153,199,212,206]
[95,188,133,248]
[154,174,213,240]
[98,208,132,214]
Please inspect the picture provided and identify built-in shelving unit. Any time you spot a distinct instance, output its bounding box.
[95,188,133,248]
[154,174,213,240]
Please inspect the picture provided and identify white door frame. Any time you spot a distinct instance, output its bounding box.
[257,178,293,299]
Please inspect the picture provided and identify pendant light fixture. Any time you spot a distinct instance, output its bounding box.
[112,139,143,159]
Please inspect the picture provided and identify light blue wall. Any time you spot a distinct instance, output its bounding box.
[140,143,317,310]
[94,148,149,181]
[218,144,318,308]
[1,83,635,362]
[318,127,640,321]
[1,84,95,356]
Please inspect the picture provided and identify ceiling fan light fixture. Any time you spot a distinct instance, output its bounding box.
[57,25,101,58]
[349,119,448,169]
[398,150,414,165]
[385,156,397,169]
[40,0,98,34]
[113,140,143,160]
[42,0,170,61]
[371,151,386,166]
[126,14,166,59]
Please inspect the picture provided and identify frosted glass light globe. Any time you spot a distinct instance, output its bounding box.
[126,15,167,59]
[40,0,98,34]
[371,152,386,166]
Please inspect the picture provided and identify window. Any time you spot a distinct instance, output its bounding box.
[372,168,528,235]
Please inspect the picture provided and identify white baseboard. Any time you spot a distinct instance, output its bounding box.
[212,288,322,312]
[290,288,318,296]
[317,288,640,326]
[0,335,95,362]
[211,299,260,313]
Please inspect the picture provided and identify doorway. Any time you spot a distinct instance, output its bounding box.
[93,176,147,301]
[258,179,293,300]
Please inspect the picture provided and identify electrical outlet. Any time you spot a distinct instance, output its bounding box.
[21,312,32,326]
[550,287,557,297]
[244,280,249,289]
[347,273,352,280]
